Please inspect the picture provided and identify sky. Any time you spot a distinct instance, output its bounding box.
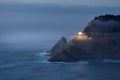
[0,0,120,7]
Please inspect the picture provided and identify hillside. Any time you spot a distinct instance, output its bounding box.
[48,14,120,62]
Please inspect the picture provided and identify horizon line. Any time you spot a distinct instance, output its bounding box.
[0,3,120,8]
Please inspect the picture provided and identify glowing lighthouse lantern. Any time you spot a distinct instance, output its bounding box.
[75,32,88,40]
[78,32,84,36]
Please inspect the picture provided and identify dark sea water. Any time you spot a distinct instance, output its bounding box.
[0,4,120,80]
[0,51,120,80]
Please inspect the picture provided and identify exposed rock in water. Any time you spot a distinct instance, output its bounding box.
[48,46,87,62]
[48,14,120,62]
[50,37,68,56]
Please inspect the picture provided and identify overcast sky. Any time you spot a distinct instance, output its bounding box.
[0,0,120,7]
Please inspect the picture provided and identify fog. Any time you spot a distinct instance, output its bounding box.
[0,4,120,51]
[86,20,120,33]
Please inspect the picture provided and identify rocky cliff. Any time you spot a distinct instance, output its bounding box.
[48,14,120,62]
[50,37,68,56]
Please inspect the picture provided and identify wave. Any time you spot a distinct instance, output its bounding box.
[103,59,120,63]
[35,52,120,64]
[35,52,50,56]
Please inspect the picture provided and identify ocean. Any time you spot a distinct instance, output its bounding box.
[0,51,120,80]
[0,4,120,80]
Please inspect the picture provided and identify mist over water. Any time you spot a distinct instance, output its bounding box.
[0,11,91,51]
[0,4,119,51]
[0,4,120,80]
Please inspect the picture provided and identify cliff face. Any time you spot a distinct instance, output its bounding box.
[48,15,120,62]
[70,33,120,59]
[50,37,68,56]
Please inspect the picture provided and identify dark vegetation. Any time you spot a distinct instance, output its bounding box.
[84,14,120,34]
[95,14,120,22]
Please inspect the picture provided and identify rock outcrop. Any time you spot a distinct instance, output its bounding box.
[48,14,120,62]
[50,37,68,56]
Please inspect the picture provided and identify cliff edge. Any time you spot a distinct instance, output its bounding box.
[48,14,120,62]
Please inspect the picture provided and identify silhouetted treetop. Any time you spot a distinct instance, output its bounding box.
[83,14,120,34]
[94,14,120,22]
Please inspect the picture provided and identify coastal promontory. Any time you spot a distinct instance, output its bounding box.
[48,14,120,62]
